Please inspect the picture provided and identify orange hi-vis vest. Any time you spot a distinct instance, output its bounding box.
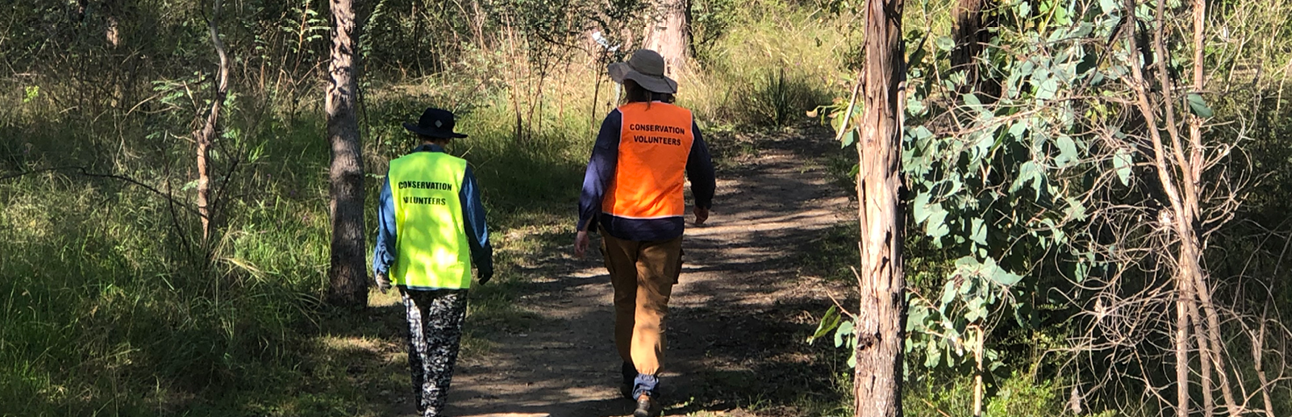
[602,102,695,220]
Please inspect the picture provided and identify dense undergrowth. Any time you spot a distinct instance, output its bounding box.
[6,0,1292,415]
[0,0,848,415]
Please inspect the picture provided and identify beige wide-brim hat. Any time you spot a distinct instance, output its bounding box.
[608,49,678,94]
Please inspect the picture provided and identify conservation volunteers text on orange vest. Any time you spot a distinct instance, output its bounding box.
[602,102,694,219]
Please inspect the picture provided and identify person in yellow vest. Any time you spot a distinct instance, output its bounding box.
[373,107,493,417]
[574,49,716,417]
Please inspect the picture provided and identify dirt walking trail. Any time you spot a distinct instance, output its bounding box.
[443,128,853,417]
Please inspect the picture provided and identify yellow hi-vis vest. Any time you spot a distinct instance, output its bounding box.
[388,152,472,290]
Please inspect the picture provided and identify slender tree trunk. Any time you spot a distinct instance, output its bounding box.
[1123,2,1190,415]
[950,0,986,80]
[1252,315,1276,417]
[195,0,229,244]
[852,0,906,413]
[1175,260,1193,417]
[1187,289,1215,417]
[645,0,690,75]
[1184,0,1243,413]
[326,0,368,308]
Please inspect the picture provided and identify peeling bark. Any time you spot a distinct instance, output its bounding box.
[852,0,906,414]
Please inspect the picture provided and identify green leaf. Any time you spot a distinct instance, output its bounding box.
[907,304,930,331]
[835,320,855,348]
[1055,134,1078,167]
[1114,147,1134,186]
[841,130,858,148]
[907,97,927,116]
[936,37,955,52]
[1099,0,1119,14]
[831,107,848,132]
[912,192,933,223]
[940,280,959,307]
[970,218,988,246]
[807,305,841,344]
[1035,78,1059,100]
[1017,0,1032,17]
[965,297,986,322]
[926,209,950,239]
[1187,93,1213,118]
[1008,121,1029,141]
[924,339,942,368]
[1074,260,1090,283]
[990,266,1023,287]
[1064,196,1088,221]
[1010,160,1041,194]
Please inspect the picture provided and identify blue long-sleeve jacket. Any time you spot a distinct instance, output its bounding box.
[577,107,716,241]
[373,144,493,281]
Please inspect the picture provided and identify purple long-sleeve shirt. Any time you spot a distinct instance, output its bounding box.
[577,107,716,241]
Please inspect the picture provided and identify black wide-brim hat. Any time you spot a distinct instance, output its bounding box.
[404,108,468,139]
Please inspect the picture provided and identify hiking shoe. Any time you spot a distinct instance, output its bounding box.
[634,393,660,417]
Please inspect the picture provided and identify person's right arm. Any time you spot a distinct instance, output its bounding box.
[372,177,397,292]
[575,110,622,257]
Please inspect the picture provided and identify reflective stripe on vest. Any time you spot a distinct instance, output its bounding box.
[389,152,472,289]
[602,102,694,219]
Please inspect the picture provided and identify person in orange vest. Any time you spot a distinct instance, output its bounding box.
[373,108,493,417]
[574,49,716,417]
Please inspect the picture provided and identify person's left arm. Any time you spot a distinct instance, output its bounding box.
[460,166,494,283]
[686,119,716,224]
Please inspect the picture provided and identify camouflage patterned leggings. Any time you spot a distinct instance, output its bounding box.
[401,288,468,417]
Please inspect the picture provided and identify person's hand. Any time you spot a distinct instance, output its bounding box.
[375,273,392,294]
[478,268,493,285]
[694,207,710,226]
[574,230,590,259]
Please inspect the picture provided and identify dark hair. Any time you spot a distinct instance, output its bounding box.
[622,80,675,105]
[419,134,451,144]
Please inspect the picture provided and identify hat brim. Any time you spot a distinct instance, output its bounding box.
[608,62,678,94]
[404,122,468,139]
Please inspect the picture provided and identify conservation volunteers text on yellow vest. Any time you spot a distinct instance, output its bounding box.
[389,152,473,289]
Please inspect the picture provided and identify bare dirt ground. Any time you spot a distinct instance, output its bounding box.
[423,126,856,417]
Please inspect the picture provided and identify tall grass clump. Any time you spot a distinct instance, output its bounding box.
[683,0,850,128]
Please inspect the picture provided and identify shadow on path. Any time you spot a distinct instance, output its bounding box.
[435,125,855,417]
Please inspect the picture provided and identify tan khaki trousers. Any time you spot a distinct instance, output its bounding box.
[600,231,683,376]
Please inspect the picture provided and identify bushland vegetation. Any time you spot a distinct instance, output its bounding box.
[3,0,1292,416]
[0,0,841,414]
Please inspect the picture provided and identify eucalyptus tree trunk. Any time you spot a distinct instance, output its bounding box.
[326,0,368,308]
[645,0,690,75]
[852,0,906,413]
[951,0,991,91]
[951,0,986,72]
